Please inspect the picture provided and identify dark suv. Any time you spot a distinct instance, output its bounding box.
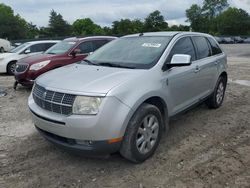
[14,36,116,88]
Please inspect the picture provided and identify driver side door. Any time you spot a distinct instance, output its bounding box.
[70,41,94,63]
[163,36,201,115]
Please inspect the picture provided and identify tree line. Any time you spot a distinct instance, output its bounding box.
[186,0,250,36]
[1,0,250,40]
[0,3,188,40]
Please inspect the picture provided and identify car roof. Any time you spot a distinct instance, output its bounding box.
[123,31,213,38]
[26,40,60,44]
[64,36,117,42]
[124,32,179,37]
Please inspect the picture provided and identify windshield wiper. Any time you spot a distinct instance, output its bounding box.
[82,59,99,66]
[98,62,135,69]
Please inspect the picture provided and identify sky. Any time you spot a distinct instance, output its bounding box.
[1,0,250,27]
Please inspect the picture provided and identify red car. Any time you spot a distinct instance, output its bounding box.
[14,36,116,88]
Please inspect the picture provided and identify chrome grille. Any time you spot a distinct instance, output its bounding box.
[32,84,76,115]
[16,64,28,73]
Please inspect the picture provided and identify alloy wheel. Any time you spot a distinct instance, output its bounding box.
[216,82,224,104]
[10,63,16,74]
[136,114,159,154]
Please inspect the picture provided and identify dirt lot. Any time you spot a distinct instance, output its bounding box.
[0,44,250,188]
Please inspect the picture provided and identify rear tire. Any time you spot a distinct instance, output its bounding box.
[120,103,163,163]
[206,76,227,109]
[7,61,16,75]
[0,47,4,53]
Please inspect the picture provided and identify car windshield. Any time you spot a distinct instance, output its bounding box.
[45,41,76,55]
[10,43,30,53]
[84,36,172,69]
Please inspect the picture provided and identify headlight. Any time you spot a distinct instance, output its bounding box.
[72,96,103,115]
[30,60,50,71]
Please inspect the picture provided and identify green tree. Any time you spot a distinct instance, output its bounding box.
[26,22,39,38]
[186,4,209,32]
[169,25,190,31]
[48,10,72,37]
[186,0,229,33]
[72,18,104,35]
[203,0,229,18]
[216,7,250,35]
[0,3,29,39]
[38,27,51,38]
[112,19,144,35]
[144,10,168,32]
[103,26,113,35]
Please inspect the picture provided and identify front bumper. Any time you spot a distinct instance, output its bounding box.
[28,94,132,153]
[36,126,121,155]
[14,65,46,87]
[14,70,35,87]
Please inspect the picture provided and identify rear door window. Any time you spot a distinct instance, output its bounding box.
[207,38,222,55]
[167,37,196,62]
[192,36,211,59]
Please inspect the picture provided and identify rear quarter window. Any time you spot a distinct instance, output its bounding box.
[192,36,211,60]
[207,37,222,55]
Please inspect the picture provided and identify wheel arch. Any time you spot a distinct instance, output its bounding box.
[219,71,228,83]
[6,60,17,73]
[143,96,168,129]
[124,95,169,132]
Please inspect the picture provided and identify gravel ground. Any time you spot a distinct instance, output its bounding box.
[0,44,250,188]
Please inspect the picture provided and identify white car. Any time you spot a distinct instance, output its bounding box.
[0,38,11,53]
[0,40,59,75]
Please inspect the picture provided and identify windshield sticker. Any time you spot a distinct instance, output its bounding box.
[68,42,76,45]
[142,43,161,48]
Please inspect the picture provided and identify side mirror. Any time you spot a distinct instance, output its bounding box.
[24,49,31,54]
[71,48,81,57]
[163,54,191,71]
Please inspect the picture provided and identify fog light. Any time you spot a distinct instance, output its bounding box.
[76,140,93,146]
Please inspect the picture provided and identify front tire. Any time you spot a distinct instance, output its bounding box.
[120,103,163,163]
[7,61,16,75]
[206,76,227,109]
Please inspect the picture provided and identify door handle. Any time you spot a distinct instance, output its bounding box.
[194,66,201,73]
[214,60,219,65]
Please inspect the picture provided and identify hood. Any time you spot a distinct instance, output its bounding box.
[37,64,145,95]
[17,53,54,64]
[0,53,14,59]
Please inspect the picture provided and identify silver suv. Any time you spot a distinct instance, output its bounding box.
[28,32,227,163]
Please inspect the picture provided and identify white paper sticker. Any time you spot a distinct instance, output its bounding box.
[142,43,162,48]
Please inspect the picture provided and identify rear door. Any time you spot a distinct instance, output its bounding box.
[207,37,224,88]
[192,36,218,98]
